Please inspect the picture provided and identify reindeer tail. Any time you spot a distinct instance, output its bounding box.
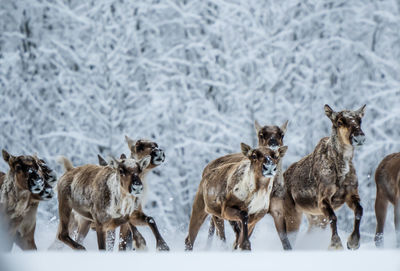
[57,156,74,172]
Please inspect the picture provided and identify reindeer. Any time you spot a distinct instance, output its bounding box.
[59,137,168,251]
[374,152,400,248]
[283,104,366,250]
[0,150,56,251]
[116,136,168,251]
[185,143,288,251]
[56,155,151,250]
[207,120,290,250]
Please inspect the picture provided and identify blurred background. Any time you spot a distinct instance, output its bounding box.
[0,0,399,249]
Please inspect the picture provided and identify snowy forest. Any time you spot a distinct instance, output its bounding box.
[1,0,400,250]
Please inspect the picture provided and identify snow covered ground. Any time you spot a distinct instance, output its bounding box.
[2,250,400,271]
[2,215,399,271]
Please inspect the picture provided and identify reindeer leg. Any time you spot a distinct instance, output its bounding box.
[284,198,302,246]
[394,199,400,248]
[270,209,292,250]
[130,225,147,250]
[213,216,226,242]
[118,223,132,251]
[119,223,147,251]
[14,229,37,250]
[208,217,216,240]
[75,219,91,245]
[95,224,106,250]
[57,197,85,250]
[222,206,250,251]
[345,194,363,250]
[206,217,216,249]
[229,221,241,250]
[130,212,169,251]
[374,187,388,248]
[321,199,343,250]
[185,190,208,251]
[106,230,115,251]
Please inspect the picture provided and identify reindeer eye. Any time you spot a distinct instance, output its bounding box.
[119,168,125,175]
[251,154,257,159]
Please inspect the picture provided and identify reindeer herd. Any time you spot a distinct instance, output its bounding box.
[0,104,399,252]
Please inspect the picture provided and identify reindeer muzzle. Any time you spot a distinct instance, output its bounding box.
[262,158,277,177]
[28,169,45,194]
[130,179,144,196]
[40,186,54,200]
[268,139,279,151]
[351,133,366,146]
[151,148,165,165]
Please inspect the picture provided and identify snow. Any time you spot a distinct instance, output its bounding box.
[0,0,400,269]
[1,250,399,271]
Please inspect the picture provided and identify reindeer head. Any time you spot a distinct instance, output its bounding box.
[125,135,165,168]
[241,143,288,178]
[324,104,366,147]
[255,120,288,150]
[2,150,46,196]
[112,155,151,196]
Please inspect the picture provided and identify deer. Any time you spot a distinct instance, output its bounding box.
[116,136,168,251]
[61,136,169,251]
[374,152,400,248]
[207,120,290,250]
[56,154,152,250]
[0,150,57,251]
[283,104,366,250]
[185,142,288,251]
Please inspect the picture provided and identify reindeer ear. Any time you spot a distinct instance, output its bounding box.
[139,155,151,171]
[356,104,366,118]
[280,120,288,135]
[2,149,14,165]
[278,146,288,158]
[125,135,136,152]
[254,120,262,134]
[324,104,337,121]
[240,143,252,157]
[120,153,127,159]
[98,154,108,166]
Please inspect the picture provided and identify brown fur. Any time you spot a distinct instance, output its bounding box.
[207,120,290,249]
[56,155,151,250]
[118,136,168,251]
[185,143,288,250]
[0,150,56,251]
[283,104,366,250]
[66,136,169,251]
[374,152,400,247]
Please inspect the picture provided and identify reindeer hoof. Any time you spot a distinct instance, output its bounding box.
[157,241,169,251]
[75,244,86,250]
[374,233,384,248]
[328,235,343,250]
[347,234,360,250]
[240,240,251,251]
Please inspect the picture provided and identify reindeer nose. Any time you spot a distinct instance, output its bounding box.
[352,134,366,146]
[152,148,165,165]
[131,183,143,196]
[269,139,279,150]
[262,163,277,177]
[30,176,44,194]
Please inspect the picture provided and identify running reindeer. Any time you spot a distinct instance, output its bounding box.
[185,142,288,251]
[374,152,400,248]
[66,136,168,251]
[207,120,290,250]
[284,104,366,250]
[0,150,57,251]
